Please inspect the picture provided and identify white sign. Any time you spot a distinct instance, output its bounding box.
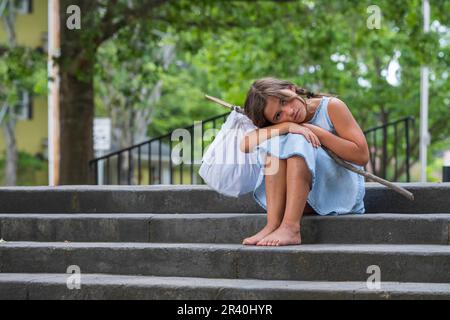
[94,118,111,151]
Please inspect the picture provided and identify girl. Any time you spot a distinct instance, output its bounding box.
[240,77,369,246]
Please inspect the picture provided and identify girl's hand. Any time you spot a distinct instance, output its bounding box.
[287,123,321,148]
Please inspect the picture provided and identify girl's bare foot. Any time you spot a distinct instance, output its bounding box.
[242,224,280,245]
[256,223,301,246]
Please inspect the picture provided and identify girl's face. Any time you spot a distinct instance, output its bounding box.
[263,87,307,124]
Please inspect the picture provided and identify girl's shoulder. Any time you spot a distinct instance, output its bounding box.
[326,97,367,148]
[326,97,348,122]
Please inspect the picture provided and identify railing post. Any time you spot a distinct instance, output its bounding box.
[200,121,206,185]
[405,118,411,182]
[169,139,173,184]
[190,127,194,184]
[117,152,122,185]
[180,155,183,185]
[138,146,142,185]
[106,158,110,185]
[128,150,132,185]
[382,124,387,179]
[158,139,162,184]
[393,123,398,180]
[148,142,152,185]
[372,131,377,176]
[93,161,98,185]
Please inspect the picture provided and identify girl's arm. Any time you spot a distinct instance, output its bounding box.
[240,122,291,153]
[302,98,370,166]
[241,122,321,153]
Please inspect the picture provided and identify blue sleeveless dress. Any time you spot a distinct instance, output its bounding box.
[252,97,365,215]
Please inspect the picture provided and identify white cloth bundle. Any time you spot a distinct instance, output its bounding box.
[199,110,261,197]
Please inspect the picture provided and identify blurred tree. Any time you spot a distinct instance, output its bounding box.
[95,26,176,183]
[56,0,448,183]
[58,0,266,184]
[58,0,181,184]
[146,0,449,181]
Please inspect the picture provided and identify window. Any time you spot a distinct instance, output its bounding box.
[16,90,33,121]
[40,32,48,53]
[15,0,32,14]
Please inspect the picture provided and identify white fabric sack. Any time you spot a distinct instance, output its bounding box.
[199,110,261,198]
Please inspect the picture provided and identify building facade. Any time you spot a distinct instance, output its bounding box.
[0,0,48,185]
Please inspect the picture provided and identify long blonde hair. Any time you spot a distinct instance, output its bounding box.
[243,77,335,128]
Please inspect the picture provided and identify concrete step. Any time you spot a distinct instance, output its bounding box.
[1,273,450,300]
[148,213,450,245]
[0,183,449,214]
[1,242,449,283]
[1,213,449,245]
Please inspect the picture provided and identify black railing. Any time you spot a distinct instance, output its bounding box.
[363,116,416,182]
[89,114,416,185]
[89,112,230,186]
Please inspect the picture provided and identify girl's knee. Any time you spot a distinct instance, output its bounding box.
[266,154,287,162]
[287,156,312,179]
[287,155,308,167]
[264,154,286,176]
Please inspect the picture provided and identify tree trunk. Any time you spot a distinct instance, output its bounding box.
[56,0,170,184]
[58,0,98,185]
[59,67,95,184]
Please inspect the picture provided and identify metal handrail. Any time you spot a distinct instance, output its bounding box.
[89,113,416,185]
[364,116,416,182]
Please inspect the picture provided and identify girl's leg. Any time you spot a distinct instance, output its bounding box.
[242,154,287,245]
[257,155,312,246]
[304,202,316,215]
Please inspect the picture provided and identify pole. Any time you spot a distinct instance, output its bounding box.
[443,151,450,182]
[97,150,104,185]
[420,0,430,182]
[48,0,60,186]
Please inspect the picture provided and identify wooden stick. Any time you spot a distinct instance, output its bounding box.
[205,95,245,114]
[204,94,414,201]
[323,146,414,201]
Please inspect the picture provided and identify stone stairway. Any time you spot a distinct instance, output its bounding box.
[0,183,449,300]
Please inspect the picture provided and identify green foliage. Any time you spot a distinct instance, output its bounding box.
[95,24,165,113]
[122,0,448,181]
[0,46,47,109]
[0,151,48,185]
[138,1,448,138]
[5,0,442,181]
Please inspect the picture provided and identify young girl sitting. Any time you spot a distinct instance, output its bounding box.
[240,77,369,246]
